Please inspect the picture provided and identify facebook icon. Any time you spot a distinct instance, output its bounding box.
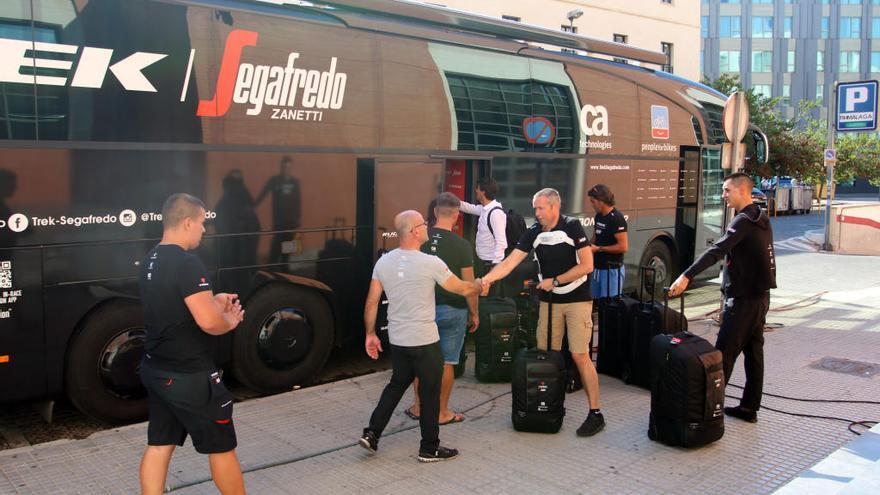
[836,80,878,131]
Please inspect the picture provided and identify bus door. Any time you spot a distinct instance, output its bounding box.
[675,146,724,270]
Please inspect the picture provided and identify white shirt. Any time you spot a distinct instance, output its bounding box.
[459,199,507,263]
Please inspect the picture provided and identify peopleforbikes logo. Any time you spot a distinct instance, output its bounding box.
[0,29,348,120]
[195,30,348,118]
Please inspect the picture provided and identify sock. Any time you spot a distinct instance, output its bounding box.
[589,409,601,415]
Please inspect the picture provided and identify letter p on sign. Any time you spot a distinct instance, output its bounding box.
[845,87,868,112]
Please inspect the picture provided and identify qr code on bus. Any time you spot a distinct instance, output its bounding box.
[0,261,11,289]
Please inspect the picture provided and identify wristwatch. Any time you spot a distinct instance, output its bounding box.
[552,277,561,287]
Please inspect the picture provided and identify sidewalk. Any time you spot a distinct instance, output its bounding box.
[1,251,879,494]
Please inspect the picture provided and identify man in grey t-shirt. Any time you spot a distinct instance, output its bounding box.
[360,210,482,463]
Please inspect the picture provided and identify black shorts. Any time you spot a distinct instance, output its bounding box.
[140,364,237,454]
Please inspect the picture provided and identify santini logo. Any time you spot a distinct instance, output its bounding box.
[0,38,166,91]
[197,30,347,117]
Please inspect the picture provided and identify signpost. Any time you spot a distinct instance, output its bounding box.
[824,80,879,251]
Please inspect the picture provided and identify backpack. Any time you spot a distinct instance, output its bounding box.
[487,206,527,256]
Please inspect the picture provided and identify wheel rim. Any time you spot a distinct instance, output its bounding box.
[99,328,147,399]
[257,308,313,370]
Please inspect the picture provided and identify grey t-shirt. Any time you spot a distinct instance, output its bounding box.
[372,248,453,347]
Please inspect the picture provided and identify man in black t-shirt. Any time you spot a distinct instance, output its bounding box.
[138,193,246,495]
[482,188,606,437]
[588,184,628,299]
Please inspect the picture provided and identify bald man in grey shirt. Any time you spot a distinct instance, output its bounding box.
[360,210,481,463]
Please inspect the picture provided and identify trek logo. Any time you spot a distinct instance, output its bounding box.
[579,104,609,137]
[197,30,348,117]
[0,38,167,91]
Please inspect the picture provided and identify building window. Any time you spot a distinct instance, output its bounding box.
[720,0,740,3]
[561,25,577,34]
[613,34,628,64]
[817,84,824,102]
[787,50,795,73]
[753,0,772,3]
[702,16,709,38]
[784,17,792,38]
[873,19,880,38]
[753,85,772,99]
[840,51,860,73]
[661,0,673,4]
[821,17,829,39]
[840,0,861,4]
[839,17,861,39]
[871,51,880,73]
[720,50,741,73]
[782,84,791,106]
[502,15,521,22]
[752,51,772,72]
[701,50,705,75]
[661,42,674,73]
[752,17,773,38]
[720,16,741,38]
[817,50,824,72]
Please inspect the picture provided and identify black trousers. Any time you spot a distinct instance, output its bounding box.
[716,292,770,411]
[368,342,443,452]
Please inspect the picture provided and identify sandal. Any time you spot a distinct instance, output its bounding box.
[439,413,465,425]
[404,406,420,420]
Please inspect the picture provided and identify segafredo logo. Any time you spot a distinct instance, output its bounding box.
[0,29,347,121]
[196,30,347,119]
[0,38,166,91]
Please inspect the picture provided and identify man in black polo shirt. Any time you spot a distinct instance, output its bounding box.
[669,172,776,423]
[588,184,628,299]
[138,193,246,495]
[482,188,605,437]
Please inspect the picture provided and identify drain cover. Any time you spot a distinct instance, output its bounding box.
[811,357,880,378]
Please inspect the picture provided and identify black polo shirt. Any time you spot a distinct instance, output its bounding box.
[139,244,216,372]
[593,208,627,269]
[515,215,592,303]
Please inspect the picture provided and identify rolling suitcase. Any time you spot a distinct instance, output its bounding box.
[511,293,566,433]
[597,262,639,378]
[475,296,519,382]
[648,295,725,448]
[624,266,688,389]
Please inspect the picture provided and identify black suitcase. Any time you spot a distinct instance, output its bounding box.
[475,296,519,382]
[648,319,725,448]
[624,267,688,389]
[511,294,566,433]
[597,262,639,378]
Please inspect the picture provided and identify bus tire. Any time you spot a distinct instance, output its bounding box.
[232,285,334,393]
[66,302,148,424]
[639,240,675,301]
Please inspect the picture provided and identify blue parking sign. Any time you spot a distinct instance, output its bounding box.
[836,81,878,131]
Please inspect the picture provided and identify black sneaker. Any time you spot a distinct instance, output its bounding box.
[359,429,379,453]
[724,406,758,423]
[417,445,459,463]
[576,412,605,437]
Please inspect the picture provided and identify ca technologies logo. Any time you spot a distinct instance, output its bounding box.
[0,29,348,121]
[579,104,612,150]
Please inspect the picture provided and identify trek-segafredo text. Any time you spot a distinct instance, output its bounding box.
[1,210,216,233]
[0,29,348,122]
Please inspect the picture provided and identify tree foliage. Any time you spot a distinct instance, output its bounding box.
[702,74,880,191]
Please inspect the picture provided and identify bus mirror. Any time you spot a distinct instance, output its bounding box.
[754,130,769,164]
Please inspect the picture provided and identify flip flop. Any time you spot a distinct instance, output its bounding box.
[439,413,465,426]
[404,406,420,420]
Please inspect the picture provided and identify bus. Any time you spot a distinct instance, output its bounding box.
[0,0,767,422]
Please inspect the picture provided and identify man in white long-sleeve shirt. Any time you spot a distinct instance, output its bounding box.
[459,179,507,278]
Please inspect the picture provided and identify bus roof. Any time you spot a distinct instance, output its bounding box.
[255,0,669,66]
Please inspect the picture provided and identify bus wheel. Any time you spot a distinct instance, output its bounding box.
[232,285,334,393]
[639,240,674,301]
[66,302,148,424]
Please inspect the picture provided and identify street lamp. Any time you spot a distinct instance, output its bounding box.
[566,8,584,31]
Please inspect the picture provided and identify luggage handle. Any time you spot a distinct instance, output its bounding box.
[528,280,554,352]
[662,287,686,333]
[639,265,658,304]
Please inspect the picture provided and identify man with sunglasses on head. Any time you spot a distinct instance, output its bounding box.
[360,210,482,463]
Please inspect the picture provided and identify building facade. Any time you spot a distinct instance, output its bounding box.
[427,0,702,81]
[701,0,880,120]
